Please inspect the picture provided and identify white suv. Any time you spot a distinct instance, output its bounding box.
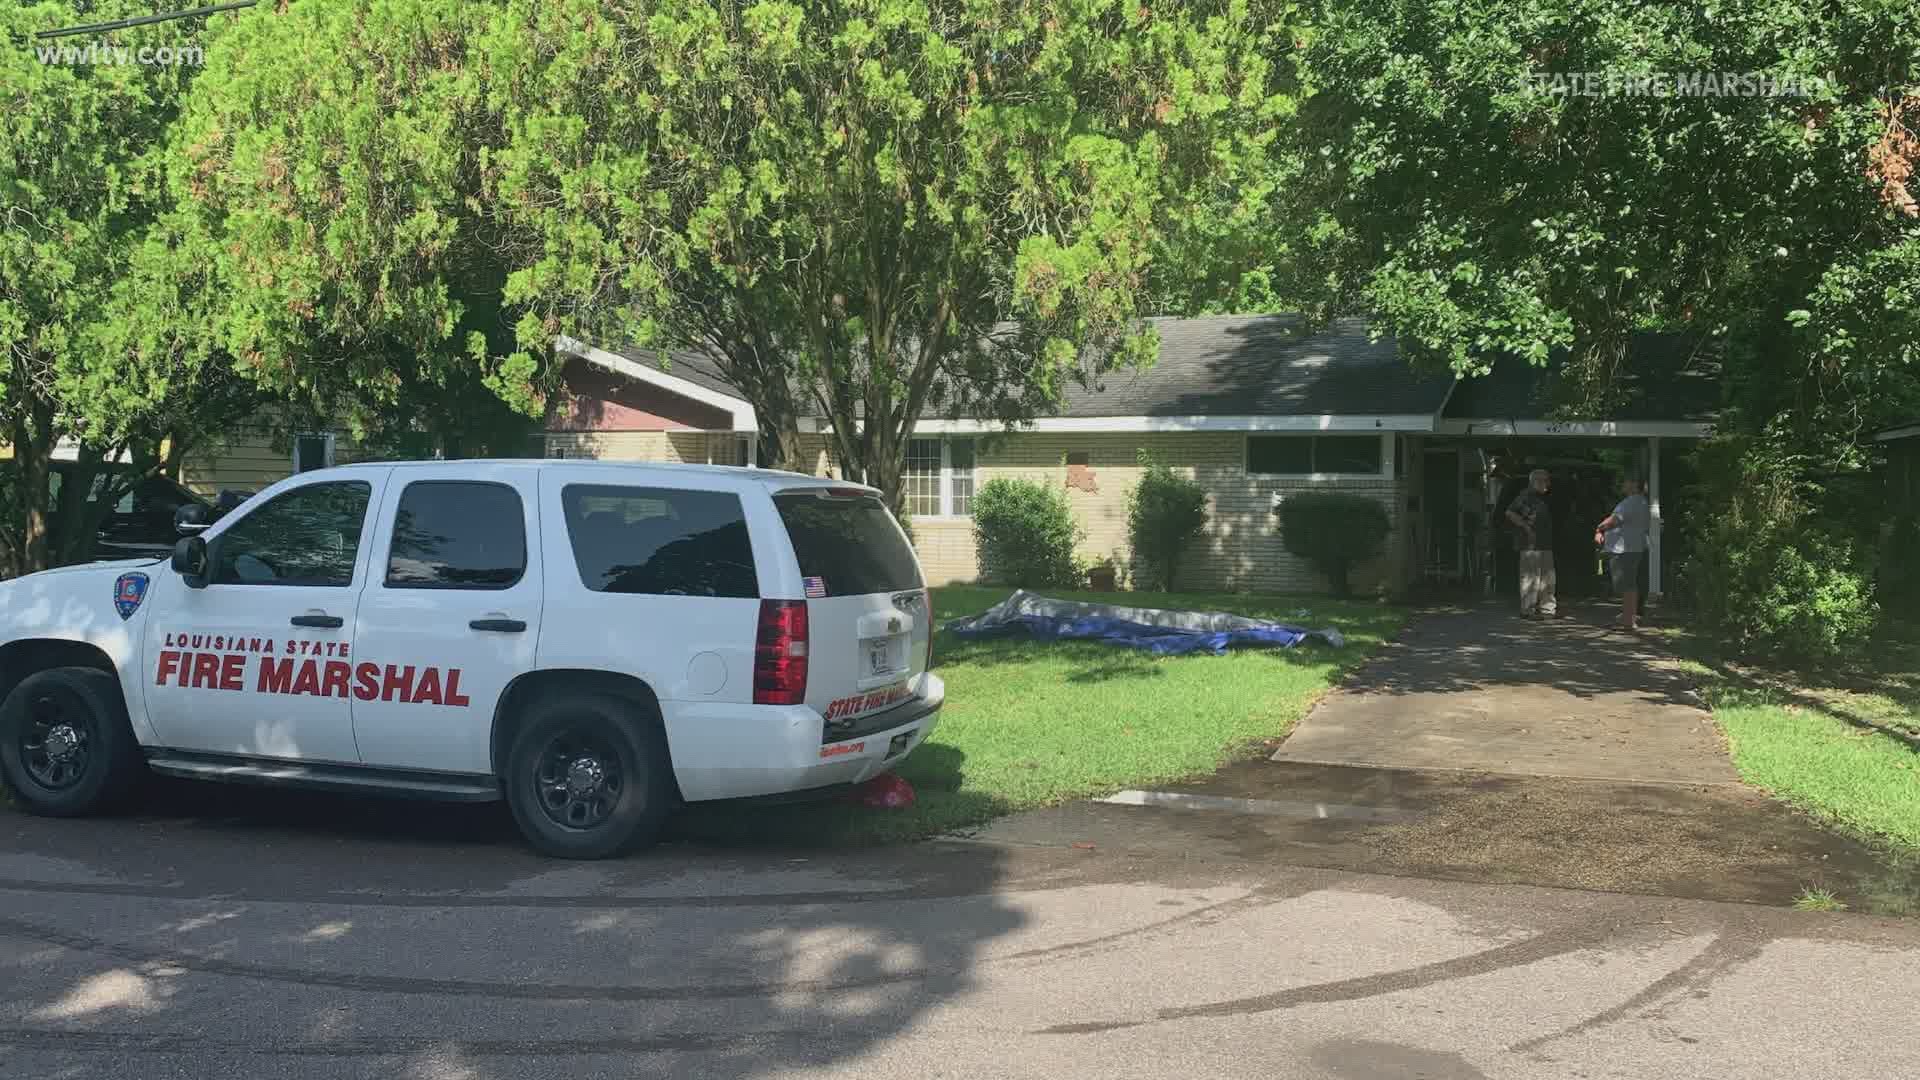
[0,461,943,858]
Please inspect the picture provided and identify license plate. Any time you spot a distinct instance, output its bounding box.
[868,642,892,676]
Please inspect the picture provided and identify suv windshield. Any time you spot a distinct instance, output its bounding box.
[772,490,922,596]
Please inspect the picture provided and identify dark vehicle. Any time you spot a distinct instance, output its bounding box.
[38,461,251,563]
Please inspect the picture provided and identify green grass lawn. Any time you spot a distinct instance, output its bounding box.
[1662,623,1920,850]
[673,586,1407,847]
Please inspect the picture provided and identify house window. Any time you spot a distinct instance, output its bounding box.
[905,437,976,517]
[949,439,976,515]
[292,433,336,473]
[1247,435,1382,476]
[905,439,942,517]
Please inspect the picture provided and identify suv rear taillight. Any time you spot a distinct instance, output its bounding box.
[753,600,810,705]
[924,588,935,670]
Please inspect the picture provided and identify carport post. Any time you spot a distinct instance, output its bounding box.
[1648,436,1663,598]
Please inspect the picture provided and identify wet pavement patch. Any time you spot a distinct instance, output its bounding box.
[1095,789,1417,822]
[967,759,1919,915]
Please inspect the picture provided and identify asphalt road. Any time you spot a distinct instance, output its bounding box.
[4,782,1918,1079]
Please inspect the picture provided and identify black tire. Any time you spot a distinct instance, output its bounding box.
[503,691,672,859]
[0,666,146,817]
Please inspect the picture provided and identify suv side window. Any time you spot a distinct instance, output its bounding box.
[210,481,373,587]
[561,484,758,599]
[386,481,527,589]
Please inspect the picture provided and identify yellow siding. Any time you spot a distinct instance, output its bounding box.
[181,429,367,497]
[541,431,745,464]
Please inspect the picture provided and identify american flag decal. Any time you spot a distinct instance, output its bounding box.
[803,576,827,598]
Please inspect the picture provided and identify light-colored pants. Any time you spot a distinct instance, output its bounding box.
[1520,550,1557,615]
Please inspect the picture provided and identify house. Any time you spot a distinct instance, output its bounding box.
[547,316,1719,597]
[1880,421,1920,516]
[179,430,362,496]
[159,315,1722,598]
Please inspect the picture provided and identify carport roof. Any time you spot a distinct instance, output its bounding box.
[1442,333,1723,423]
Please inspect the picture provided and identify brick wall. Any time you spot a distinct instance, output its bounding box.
[910,518,979,584]
[948,432,1404,594]
[556,427,1409,595]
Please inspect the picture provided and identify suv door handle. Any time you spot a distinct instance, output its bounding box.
[469,618,527,633]
[290,614,344,629]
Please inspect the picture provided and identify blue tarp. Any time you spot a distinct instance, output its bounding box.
[944,590,1343,656]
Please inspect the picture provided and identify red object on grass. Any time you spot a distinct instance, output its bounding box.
[848,772,916,810]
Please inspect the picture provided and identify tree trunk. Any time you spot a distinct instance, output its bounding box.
[867,420,904,515]
[9,400,56,575]
[765,424,805,472]
[48,442,104,567]
[161,432,190,479]
[1329,560,1353,597]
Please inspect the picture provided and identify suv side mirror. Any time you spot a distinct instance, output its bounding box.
[172,536,209,588]
[174,503,211,535]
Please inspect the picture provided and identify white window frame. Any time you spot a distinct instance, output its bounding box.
[292,432,337,473]
[1244,432,1393,481]
[906,436,975,519]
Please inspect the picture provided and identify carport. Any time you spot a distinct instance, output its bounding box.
[1398,336,1721,601]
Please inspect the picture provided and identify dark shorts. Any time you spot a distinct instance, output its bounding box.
[1609,551,1645,593]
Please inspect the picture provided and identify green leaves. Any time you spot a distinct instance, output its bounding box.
[475,0,1299,492]
[1289,0,1920,454]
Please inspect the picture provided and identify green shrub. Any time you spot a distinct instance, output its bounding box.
[1683,440,1880,667]
[1689,526,1878,666]
[1126,452,1209,591]
[1275,491,1390,596]
[971,477,1082,588]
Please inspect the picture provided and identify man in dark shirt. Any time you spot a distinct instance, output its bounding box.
[1505,469,1557,618]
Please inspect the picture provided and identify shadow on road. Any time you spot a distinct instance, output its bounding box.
[0,777,1029,1077]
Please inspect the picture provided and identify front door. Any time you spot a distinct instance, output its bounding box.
[140,473,388,763]
[1423,450,1460,580]
[350,466,543,775]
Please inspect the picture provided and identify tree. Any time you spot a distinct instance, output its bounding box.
[1285,0,1920,453]
[485,0,1300,501]
[0,1,261,574]
[1126,451,1208,591]
[168,0,536,463]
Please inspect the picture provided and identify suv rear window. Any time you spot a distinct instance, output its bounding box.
[772,490,922,595]
[386,481,527,589]
[561,484,759,598]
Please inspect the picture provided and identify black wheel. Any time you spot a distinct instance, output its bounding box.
[0,666,146,817]
[503,691,672,859]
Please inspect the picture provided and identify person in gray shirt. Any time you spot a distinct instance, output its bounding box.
[1595,477,1651,630]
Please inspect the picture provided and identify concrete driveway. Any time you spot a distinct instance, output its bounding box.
[1272,606,1739,786]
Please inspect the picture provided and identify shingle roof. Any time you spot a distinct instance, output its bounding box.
[1442,332,1723,422]
[593,318,1722,423]
[1058,315,1453,417]
[605,344,748,402]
